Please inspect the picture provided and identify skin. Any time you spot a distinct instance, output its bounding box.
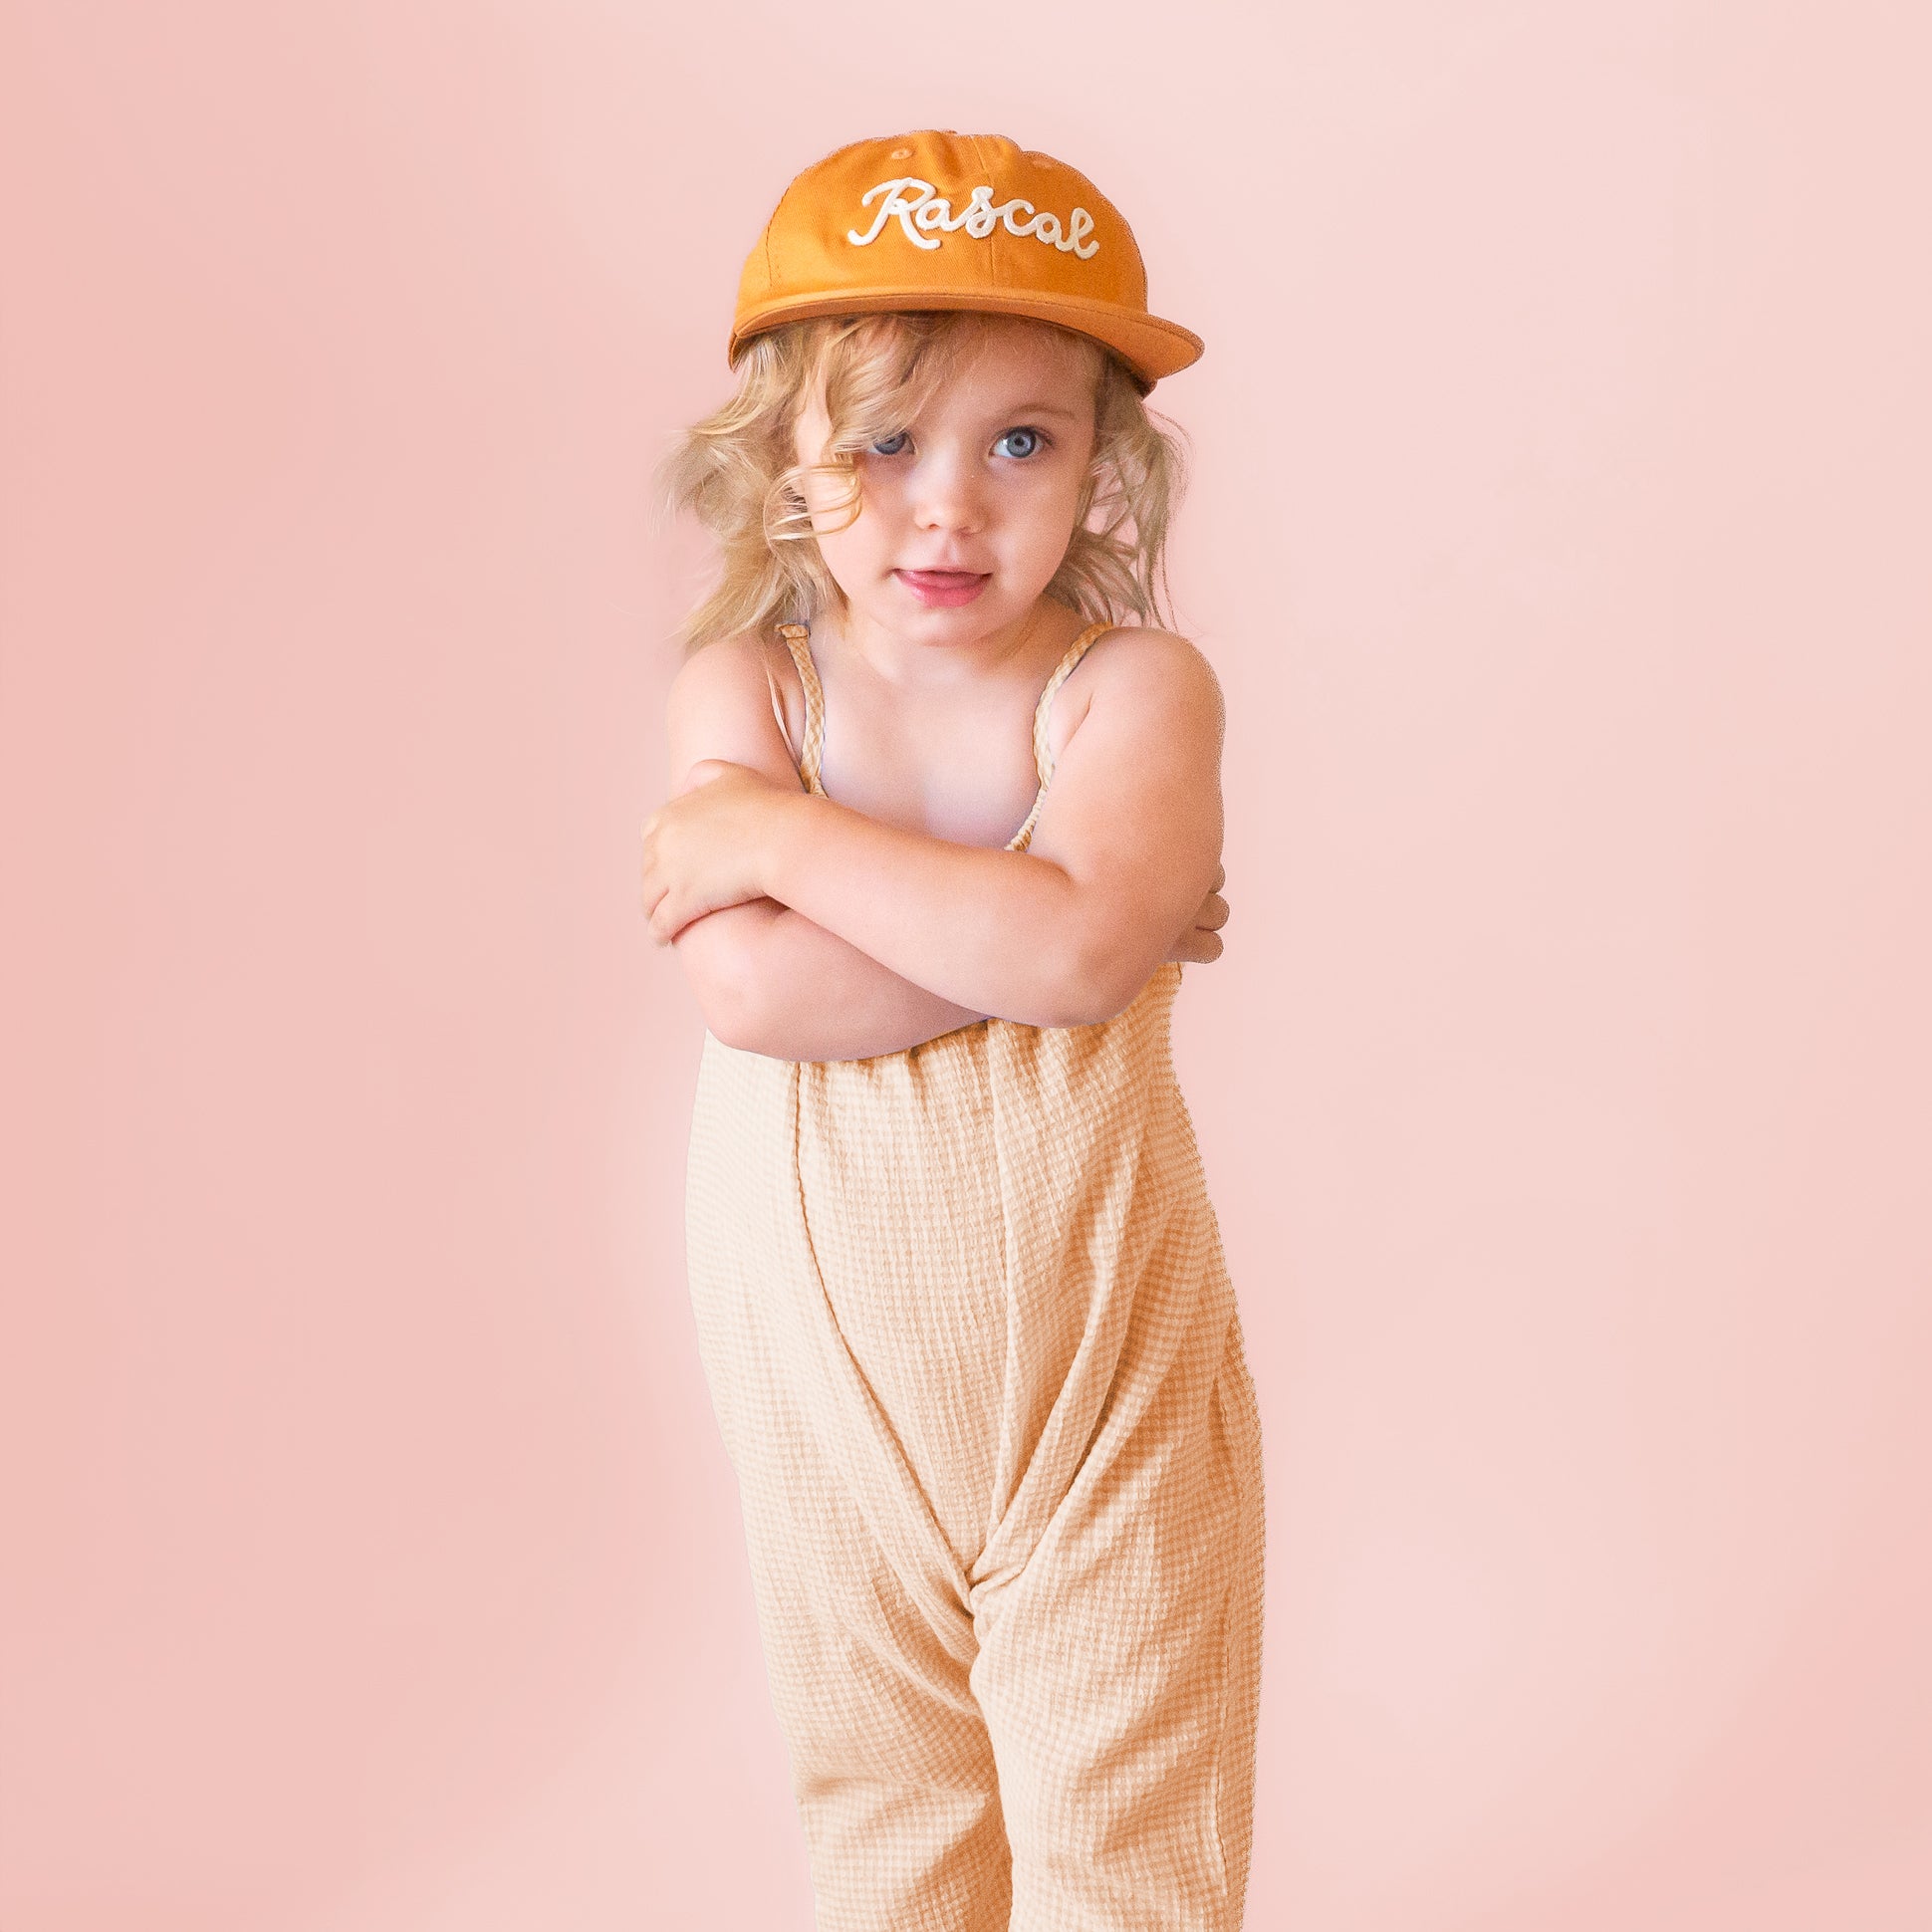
[641,316,1231,1059]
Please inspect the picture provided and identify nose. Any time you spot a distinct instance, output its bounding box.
[906,442,985,537]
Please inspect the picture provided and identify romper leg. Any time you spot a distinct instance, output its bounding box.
[687,1039,1015,1930]
[969,1309,1267,1932]
[731,1420,1013,1932]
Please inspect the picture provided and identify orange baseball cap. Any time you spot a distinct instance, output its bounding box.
[728,129,1204,393]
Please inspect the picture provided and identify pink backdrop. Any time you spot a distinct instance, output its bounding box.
[4,3,1928,1927]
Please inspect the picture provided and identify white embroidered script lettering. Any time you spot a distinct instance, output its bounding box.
[846,178,1101,259]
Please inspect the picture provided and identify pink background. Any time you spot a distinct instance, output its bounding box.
[4,3,1928,1927]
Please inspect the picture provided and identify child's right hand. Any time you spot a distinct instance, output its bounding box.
[1165,861,1229,965]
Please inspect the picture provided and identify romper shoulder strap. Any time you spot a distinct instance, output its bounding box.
[1007,618,1115,852]
[775,622,827,798]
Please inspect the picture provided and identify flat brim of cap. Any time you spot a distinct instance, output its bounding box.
[729,287,1203,391]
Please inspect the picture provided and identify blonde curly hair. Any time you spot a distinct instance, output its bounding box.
[655,310,1190,654]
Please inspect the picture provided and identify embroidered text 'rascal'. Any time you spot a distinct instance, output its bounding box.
[846,178,1100,258]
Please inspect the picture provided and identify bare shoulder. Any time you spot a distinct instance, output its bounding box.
[1056,623,1225,762]
[664,627,804,792]
[666,627,773,713]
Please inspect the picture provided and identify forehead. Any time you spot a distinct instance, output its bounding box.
[939,317,1100,401]
[793,314,1101,427]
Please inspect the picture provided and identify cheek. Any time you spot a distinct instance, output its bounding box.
[813,470,901,552]
[1007,467,1086,554]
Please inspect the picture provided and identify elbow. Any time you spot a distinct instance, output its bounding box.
[706,990,763,1055]
[1057,879,1187,1025]
[707,960,771,1055]
[674,925,767,1053]
[1055,925,1143,1030]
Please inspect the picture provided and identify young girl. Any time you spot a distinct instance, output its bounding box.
[641,129,1265,1932]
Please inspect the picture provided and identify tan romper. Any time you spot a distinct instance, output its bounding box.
[683,617,1266,1932]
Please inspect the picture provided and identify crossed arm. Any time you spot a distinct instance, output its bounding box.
[650,629,1227,1062]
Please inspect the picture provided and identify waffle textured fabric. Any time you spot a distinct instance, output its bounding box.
[684,619,1267,1930]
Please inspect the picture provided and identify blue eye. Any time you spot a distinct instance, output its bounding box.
[869,430,911,456]
[995,426,1049,459]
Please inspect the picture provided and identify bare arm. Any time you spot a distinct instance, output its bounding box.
[751,628,1226,1028]
[678,899,989,1061]
[662,636,988,1061]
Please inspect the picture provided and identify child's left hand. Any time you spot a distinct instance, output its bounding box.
[640,760,791,944]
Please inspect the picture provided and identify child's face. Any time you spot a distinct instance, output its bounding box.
[792,318,1100,643]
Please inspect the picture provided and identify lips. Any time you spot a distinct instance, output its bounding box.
[894,568,990,608]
